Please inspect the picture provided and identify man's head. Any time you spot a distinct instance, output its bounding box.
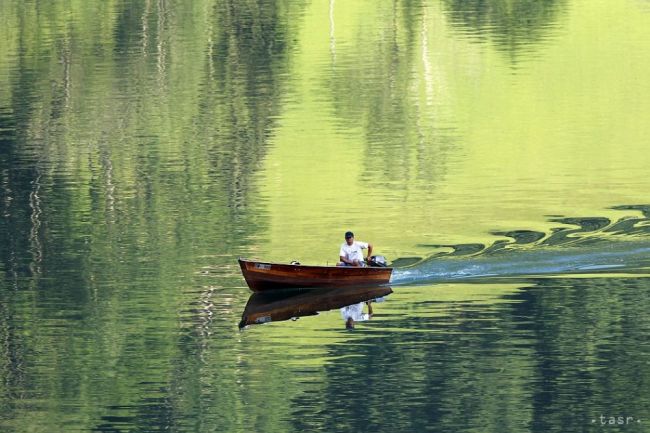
[345,317,355,330]
[345,231,354,245]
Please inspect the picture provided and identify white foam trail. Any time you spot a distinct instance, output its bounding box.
[390,242,650,285]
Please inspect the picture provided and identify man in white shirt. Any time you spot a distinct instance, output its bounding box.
[338,231,373,267]
[340,300,373,329]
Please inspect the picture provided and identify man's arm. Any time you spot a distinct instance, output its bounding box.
[340,255,358,265]
[366,243,373,261]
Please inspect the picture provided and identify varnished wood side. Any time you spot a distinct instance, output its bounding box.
[238,258,393,292]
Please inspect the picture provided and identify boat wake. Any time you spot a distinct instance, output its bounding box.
[390,205,650,285]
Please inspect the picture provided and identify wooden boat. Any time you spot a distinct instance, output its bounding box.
[238,258,393,292]
[239,285,393,328]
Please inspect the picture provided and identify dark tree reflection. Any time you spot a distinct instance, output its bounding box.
[443,0,567,60]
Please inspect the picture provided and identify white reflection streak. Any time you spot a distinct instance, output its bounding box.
[421,8,434,106]
[2,169,18,287]
[142,0,151,55]
[29,173,43,275]
[1,168,10,218]
[206,1,214,81]
[199,287,215,356]
[329,0,336,63]
[157,0,167,82]
[62,35,71,110]
[101,150,116,222]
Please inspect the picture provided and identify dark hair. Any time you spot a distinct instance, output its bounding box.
[345,231,354,239]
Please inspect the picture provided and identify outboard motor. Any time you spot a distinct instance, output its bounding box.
[368,255,388,267]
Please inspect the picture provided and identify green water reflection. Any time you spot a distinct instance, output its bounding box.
[443,0,567,58]
[1,0,649,431]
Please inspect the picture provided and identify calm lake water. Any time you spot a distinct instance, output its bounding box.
[1,0,650,432]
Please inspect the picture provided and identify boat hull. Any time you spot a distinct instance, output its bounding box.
[238,258,393,292]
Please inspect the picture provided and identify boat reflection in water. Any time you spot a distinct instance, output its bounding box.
[239,285,393,329]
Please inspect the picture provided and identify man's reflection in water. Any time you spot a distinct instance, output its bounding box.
[340,297,385,329]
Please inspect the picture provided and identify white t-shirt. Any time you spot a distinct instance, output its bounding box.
[339,241,369,262]
[340,302,370,322]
